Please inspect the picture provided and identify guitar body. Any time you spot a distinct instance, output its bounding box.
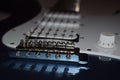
[0,0,120,79]
[2,10,120,59]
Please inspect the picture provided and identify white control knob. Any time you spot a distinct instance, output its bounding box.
[97,32,116,48]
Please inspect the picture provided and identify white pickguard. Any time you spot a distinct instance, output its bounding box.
[2,10,120,59]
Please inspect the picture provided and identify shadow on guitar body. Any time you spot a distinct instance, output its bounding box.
[0,0,41,61]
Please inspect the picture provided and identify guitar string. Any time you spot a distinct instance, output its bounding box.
[33,11,59,56]
[59,12,69,52]
[35,11,54,39]
[25,9,49,40]
[51,12,65,58]
[44,11,65,57]
[34,11,68,57]
[63,12,75,58]
[63,12,80,57]
[52,12,78,58]
[24,10,50,52]
[16,10,49,56]
[26,10,54,41]
[34,11,55,53]
[45,12,59,38]
[61,12,70,39]
[25,11,79,57]
[51,12,76,58]
[70,12,77,40]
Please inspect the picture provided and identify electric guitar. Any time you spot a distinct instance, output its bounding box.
[2,9,120,59]
[1,0,120,78]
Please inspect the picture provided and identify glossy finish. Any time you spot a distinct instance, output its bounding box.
[0,54,120,80]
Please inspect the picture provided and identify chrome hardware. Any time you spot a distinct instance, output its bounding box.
[55,52,61,58]
[35,51,40,57]
[45,51,51,58]
[26,51,30,56]
[16,39,78,59]
[66,52,71,59]
[16,50,20,56]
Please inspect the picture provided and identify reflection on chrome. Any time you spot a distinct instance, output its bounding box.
[2,59,89,77]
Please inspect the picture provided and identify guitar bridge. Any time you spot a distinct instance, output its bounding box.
[8,39,88,64]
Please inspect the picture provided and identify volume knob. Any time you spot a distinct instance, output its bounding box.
[97,32,116,48]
